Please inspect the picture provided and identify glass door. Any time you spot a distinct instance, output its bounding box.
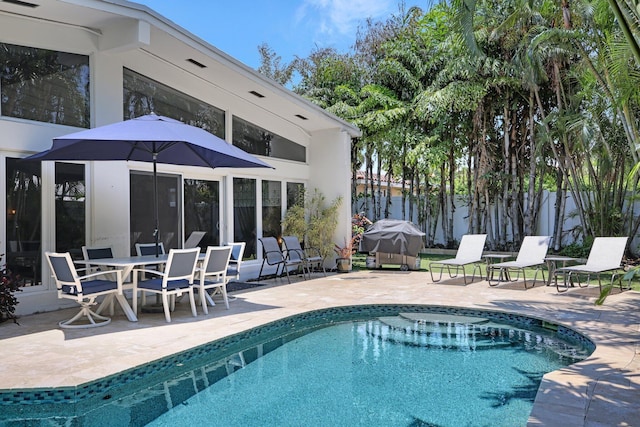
[130,172,181,255]
[184,179,220,249]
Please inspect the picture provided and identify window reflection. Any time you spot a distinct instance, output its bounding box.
[184,179,220,249]
[262,180,282,239]
[55,163,85,259]
[6,158,42,287]
[130,172,181,255]
[232,116,306,162]
[123,68,225,138]
[0,43,90,127]
[287,182,305,209]
[233,178,257,259]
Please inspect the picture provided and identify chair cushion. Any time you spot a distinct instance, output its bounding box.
[138,278,191,291]
[62,280,117,295]
[226,266,239,277]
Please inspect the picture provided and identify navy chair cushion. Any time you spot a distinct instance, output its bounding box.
[62,280,118,295]
[138,278,191,291]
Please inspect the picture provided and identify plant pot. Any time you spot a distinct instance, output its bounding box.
[336,257,352,272]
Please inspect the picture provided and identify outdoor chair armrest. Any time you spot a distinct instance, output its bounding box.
[78,269,123,282]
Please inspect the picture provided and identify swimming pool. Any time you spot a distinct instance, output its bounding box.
[0,305,593,426]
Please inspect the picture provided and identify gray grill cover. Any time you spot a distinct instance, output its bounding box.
[360,219,425,257]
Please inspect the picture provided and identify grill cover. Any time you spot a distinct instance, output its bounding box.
[360,219,425,257]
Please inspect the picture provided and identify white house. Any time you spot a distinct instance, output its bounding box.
[0,0,360,315]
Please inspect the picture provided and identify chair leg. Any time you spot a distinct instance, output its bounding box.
[188,289,197,318]
[162,294,172,322]
[220,286,229,309]
[200,287,209,315]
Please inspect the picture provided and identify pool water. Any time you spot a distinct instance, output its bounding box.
[146,313,589,427]
[0,307,592,427]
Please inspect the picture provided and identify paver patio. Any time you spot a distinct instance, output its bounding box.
[1,270,639,426]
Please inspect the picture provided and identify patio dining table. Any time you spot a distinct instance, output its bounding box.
[75,253,204,322]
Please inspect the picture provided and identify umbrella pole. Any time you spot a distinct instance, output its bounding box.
[153,152,159,257]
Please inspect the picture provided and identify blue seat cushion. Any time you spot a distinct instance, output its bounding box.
[138,278,191,291]
[62,280,117,295]
[226,266,239,277]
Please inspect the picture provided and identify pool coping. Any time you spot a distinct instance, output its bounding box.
[0,271,639,426]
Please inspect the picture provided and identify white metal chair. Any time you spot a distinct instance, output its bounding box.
[554,237,629,293]
[429,234,487,284]
[135,242,165,256]
[282,236,325,279]
[222,241,246,283]
[197,246,232,314]
[132,248,200,322]
[45,251,124,329]
[487,236,551,288]
[184,231,207,249]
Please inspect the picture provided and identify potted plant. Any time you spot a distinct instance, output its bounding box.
[334,239,353,272]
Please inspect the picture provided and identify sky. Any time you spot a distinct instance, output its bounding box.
[136,0,426,70]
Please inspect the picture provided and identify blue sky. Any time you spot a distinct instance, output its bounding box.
[136,0,426,69]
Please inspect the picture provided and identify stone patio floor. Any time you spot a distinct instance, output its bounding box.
[1,269,639,426]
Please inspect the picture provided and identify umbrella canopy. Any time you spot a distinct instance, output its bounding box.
[359,219,425,257]
[25,114,273,255]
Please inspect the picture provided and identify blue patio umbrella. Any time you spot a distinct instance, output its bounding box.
[25,114,273,256]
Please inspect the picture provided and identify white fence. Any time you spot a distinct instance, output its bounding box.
[355,190,640,252]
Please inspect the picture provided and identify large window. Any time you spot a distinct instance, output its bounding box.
[232,116,306,162]
[55,163,85,258]
[233,178,257,259]
[130,172,181,255]
[0,43,90,127]
[262,180,282,239]
[287,182,305,209]
[184,179,220,249]
[6,158,42,287]
[123,68,225,138]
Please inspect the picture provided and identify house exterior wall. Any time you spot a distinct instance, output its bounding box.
[1,0,359,316]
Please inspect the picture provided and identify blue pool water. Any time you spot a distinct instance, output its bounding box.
[0,306,593,427]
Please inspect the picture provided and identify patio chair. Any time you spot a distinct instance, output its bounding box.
[81,245,115,276]
[135,242,165,256]
[429,234,487,284]
[132,248,200,322]
[487,236,551,288]
[184,231,206,249]
[554,237,629,293]
[257,237,304,283]
[224,241,246,282]
[282,236,326,279]
[45,251,124,329]
[81,245,118,311]
[196,246,232,314]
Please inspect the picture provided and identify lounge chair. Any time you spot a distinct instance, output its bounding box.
[45,251,124,329]
[132,248,200,322]
[282,236,326,279]
[184,231,206,249]
[257,237,304,283]
[429,234,487,284]
[196,246,232,314]
[554,237,629,293]
[487,236,551,288]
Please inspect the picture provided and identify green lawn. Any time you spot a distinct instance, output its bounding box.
[351,252,640,292]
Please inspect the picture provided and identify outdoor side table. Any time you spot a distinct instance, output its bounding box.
[544,256,577,286]
[484,253,513,281]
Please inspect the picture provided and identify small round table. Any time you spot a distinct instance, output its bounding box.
[544,255,577,286]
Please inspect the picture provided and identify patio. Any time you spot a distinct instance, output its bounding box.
[1,270,639,426]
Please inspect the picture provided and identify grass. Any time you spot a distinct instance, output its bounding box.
[351,252,640,292]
